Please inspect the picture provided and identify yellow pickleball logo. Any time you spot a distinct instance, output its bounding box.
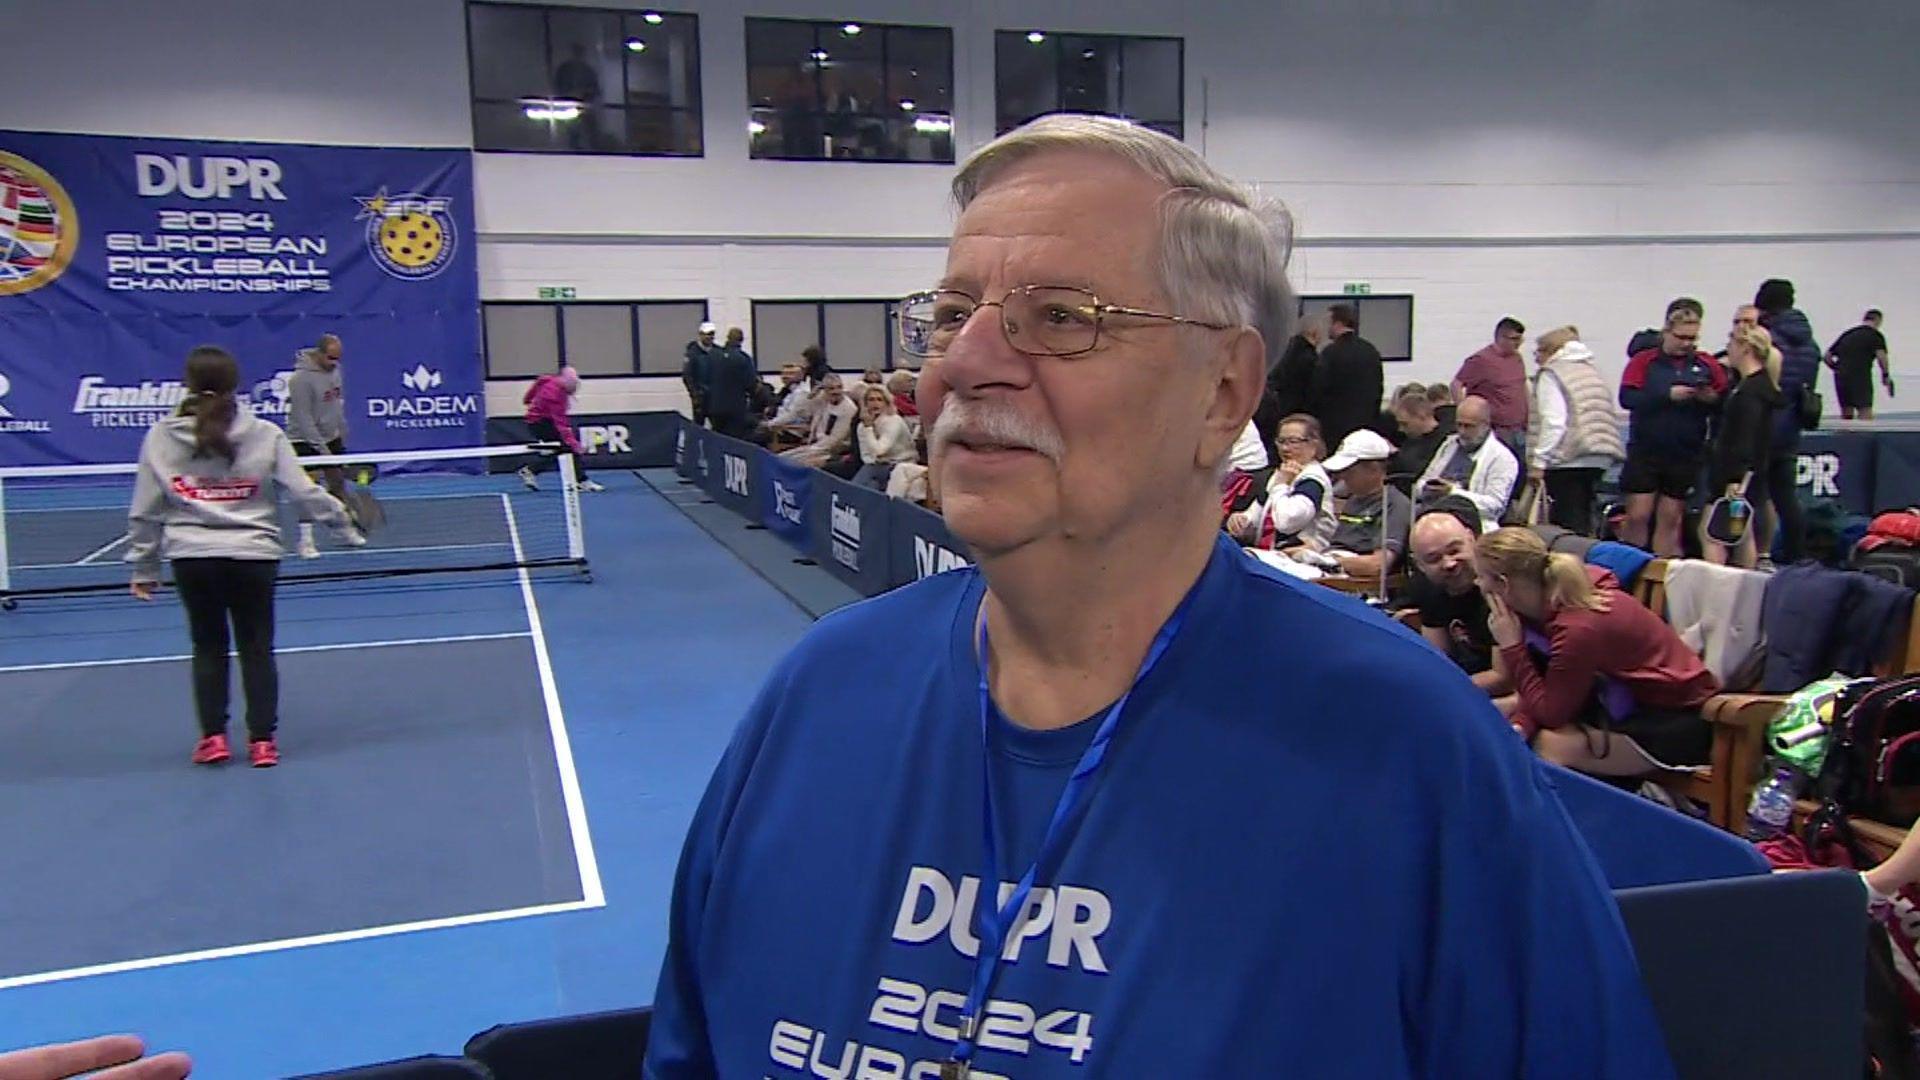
[353,187,456,281]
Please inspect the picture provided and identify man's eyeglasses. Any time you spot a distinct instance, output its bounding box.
[894,285,1234,359]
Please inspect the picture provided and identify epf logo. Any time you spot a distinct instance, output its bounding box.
[581,424,630,456]
[722,453,749,498]
[1797,452,1842,498]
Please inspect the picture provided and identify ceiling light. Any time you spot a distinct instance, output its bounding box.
[521,98,582,121]
[1081,48,1096,59]
[625,37,647,52]
[841,22,861,35]
[642,11,663,24]
[749,120,768,135]
[913,115,953,134]
[810,48,829,61]
[1026,31,1045,44]
[898,98,915,110]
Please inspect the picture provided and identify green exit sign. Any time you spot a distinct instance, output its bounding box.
[1342,282,1372,296]
[537,286,578,300]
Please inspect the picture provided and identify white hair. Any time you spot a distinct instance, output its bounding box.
[929,393,1066,463]
[951,114,1296,370]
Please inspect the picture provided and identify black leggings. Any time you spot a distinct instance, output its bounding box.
[1749,452,1804,562]
[1544,467,1602,535]
[526,418,579,478]
[172,558,279,741]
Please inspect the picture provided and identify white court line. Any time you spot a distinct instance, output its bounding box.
[0,631,532,675]
[14,540,512,573]
[75,532,130,564]
[0,898,598,992]
[501,491,605,906]
[12,491,518,514]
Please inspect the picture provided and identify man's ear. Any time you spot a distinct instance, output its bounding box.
[1196,328,1266,470]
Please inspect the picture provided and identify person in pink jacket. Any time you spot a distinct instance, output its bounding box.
[518,366,604,492]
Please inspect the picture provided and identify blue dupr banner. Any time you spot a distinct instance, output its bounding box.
[888,498,972,586]
[702,431,757,517]
[811,471,894,595]
[0,131,480,466]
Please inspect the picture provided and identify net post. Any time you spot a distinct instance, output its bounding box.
[559,452,586,566]
[0,475,11,597]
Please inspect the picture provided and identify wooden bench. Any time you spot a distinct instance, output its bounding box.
[1635,559,1920,838]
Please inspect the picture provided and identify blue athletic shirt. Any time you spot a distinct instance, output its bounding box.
[646,534,1674,1078]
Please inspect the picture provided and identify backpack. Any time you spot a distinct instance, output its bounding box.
[1857,548,1920,591]
[1818,675,1920,828]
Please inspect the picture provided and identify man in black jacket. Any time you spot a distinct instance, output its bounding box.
[1312,303,1384,450]
[1255,316,1323,450]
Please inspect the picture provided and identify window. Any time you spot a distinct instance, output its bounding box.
[482,300,710,378]
[468,2,702,156]
[750,301,896,373]
[746,18,953,162]
[994,31,1182,138]
[1298,295,1415,362]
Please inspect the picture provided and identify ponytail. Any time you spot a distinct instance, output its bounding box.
[1544,551,1606,613]
[1475,526,1610,614]
[180,345,241,462]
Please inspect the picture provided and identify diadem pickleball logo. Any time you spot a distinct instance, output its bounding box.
[0,151,79,296]
[354,186,456,281]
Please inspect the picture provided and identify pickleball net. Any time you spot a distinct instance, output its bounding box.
[0,444,586,607]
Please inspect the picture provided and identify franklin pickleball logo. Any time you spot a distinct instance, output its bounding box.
[354,186,456,281]
[0,151,79,297]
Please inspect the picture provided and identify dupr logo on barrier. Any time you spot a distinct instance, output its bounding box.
[723,453,749,497]
[0,371,51,433]
[581,424,630,455]
[1797,452,1842,498]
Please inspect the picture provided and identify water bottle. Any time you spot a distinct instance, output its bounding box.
[1744,767,1800,842]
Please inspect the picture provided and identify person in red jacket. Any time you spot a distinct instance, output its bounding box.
[518,366,605,492]
[1475,527,1717,778]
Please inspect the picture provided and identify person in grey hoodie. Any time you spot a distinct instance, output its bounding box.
[288,333,351,558]
[128,345,351,768]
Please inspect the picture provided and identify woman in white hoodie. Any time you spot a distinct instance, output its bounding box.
[1528,327,1626,535]
[127,346,351,768]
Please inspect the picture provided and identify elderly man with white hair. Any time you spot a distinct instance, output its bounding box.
[646,117,1671,1078]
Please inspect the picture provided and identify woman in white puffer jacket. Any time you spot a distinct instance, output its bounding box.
[1528,326,1626,534]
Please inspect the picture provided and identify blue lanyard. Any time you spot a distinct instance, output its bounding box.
[946,591,1192,1075]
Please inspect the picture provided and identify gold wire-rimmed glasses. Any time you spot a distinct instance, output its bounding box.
[894,285,1234,359]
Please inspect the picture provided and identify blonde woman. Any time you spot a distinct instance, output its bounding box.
[852,384,917,491]
[1526,326,1624,534]
[1701,325,1784,567]
[1475,527,1718,777]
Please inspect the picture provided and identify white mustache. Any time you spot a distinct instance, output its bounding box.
[929,394,1065,463]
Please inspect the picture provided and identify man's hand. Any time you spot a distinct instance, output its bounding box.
[1669,385,1697,402]
[129,581,155,602]
[1696,388,1720,406]
[1884,372,1897,398]
[1421,479,1455,498]
[1486,592,1523,649]
[0,1035,191,1080]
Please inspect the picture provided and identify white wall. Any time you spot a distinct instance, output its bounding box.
[7,0,1917,415]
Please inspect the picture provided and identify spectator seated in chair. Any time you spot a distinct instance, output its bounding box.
[887,369,919,418]
[1408,503,1516,709]
[1224,413,1335,553]
[758,361,817,447]
[1322,429,1412,581]
[1388,388,1448,494]
[851,384,919,491]
[1414,394,1520,526]
[778,373,857,469]
[1474,527,1719,780]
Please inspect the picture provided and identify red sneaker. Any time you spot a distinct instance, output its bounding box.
[192,734,231,765]
[249,739,280,768]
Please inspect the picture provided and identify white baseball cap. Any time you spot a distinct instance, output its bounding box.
[1322,429,1395,473]
[699,321,718,334]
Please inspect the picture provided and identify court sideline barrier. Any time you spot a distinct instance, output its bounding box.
[672,417,972,594]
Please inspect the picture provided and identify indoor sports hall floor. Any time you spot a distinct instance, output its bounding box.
[0,470,817,1078]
